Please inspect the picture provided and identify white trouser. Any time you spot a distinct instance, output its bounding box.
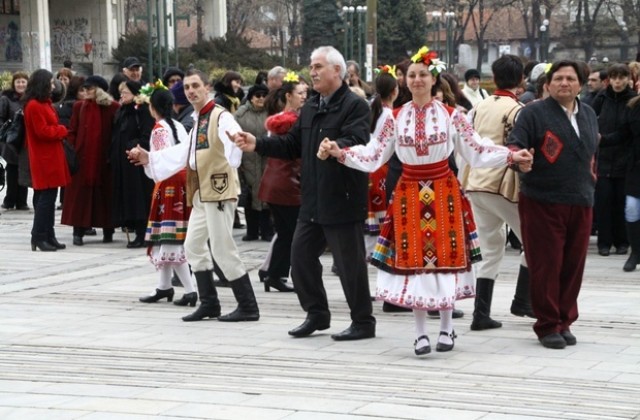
[468,192,527,280]
[184,194,246,280]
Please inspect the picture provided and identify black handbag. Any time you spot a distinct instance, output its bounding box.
[4,109,25,151]
[0,160,5,191]
[63,140,79,175]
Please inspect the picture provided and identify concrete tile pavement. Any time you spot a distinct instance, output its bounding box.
[0,196,639,419]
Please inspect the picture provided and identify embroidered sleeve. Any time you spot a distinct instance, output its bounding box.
[150,127,171,152]
[218,111,243,169]
[451,109,511,169]
[146,138,190,182]
[339,113,396,173]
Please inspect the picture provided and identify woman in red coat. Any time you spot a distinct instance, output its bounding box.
[61,76,120,245]
[23,69,70,251]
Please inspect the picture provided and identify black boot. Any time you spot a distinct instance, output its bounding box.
[139,288,174,303]
[511,265,535,317]
[218,274,260,322]
[182,270,221,321]
[623,221,640,272]
[173,292,198,307]
[470,278,502,330]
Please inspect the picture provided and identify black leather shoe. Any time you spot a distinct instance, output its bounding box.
[85,228,97,236]
[427,309,464,318]
[173,292,198,307]
[435,330,457,352]
[414,335,431,355]
[598,247,610,256]
[616,245,629,255]
[264,277,295,292]
[382,302,412,312]
[182,303,221,321]
[288,315,331,337]
[539,332,567,349]
[331,323,376,341]
[31,239,57,252]
[127,238,145,248]
[560,330,577,345]
[139,288,174,303]
[511,303,535,318]
[73,236,83,246]
[47,237,66,250]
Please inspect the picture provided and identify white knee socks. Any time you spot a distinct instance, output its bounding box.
[174,263,195,293]
[439,309,454,345]
[413,309,430,349]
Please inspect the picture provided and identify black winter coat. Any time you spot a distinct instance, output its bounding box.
[256,82,370,225]
[616,102,640,197]
[0,90,22,164]
[592,86,637,178]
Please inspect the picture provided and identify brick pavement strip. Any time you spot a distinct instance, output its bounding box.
[1,198,639,419]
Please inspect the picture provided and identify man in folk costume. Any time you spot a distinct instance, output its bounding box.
[464,54,534,331]
[127,70,259,323]
[507,60,598,349]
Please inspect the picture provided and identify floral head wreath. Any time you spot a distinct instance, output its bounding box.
[410,46,447,76]
[138,79,168,103]
[544,62,553,74]
[283,71,299,84]
[374,64,397,79]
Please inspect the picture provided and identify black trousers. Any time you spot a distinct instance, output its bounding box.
[2,163,28,208]
[595,177,628,248]
[268,204,300,278]
[290,220,375,326]
[31,188,57,241]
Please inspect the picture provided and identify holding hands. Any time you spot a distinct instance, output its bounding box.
[317,138,341,160]
[512,148,535,173]
[229,130,257,152]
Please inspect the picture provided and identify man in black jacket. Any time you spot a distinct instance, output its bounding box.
[233,46,376,341]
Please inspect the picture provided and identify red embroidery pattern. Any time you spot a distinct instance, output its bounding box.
[343,115,395,164]
[541,130,563,163]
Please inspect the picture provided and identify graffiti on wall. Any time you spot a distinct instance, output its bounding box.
[51,17,94,62]
[0,20,22,61]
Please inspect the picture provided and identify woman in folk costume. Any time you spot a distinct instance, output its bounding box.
[137,82,197,306]
[318,46,533,356]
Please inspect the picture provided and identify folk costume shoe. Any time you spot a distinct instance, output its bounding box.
[435,330,457,352]
[288,314,331,337]
[173,292,198,307]
[511,265,535,318]
[139,288,174,303]
[218,274,260,322]
[182,270,221,321]
[414,335,431,356]
[470,278,503,331]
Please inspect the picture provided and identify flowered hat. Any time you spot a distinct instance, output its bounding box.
[410,46,447,76]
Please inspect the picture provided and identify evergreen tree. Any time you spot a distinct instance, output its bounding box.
[377,0,427,64]
[301,0,341,62]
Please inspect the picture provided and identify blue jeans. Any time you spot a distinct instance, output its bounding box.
[32,188,57,242]
[626,195,640,223]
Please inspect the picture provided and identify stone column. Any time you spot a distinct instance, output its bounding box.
[21,0,52,71]
[202,0,227,39]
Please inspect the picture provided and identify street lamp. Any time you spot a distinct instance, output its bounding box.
[342,6,355,60]
[431,11,442,55]
[444,11,455,70]
[539,19,549,62]
[356,5,367,69]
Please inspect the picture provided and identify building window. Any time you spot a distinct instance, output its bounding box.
[0,0,19,15]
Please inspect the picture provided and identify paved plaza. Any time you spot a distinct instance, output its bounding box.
[0,193,639,420]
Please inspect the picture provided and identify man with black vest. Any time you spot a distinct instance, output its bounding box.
[127,69,259,323]
[507,60,598,349]
[233,46,376,341]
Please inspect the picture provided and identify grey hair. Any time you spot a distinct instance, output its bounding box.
[311,46,347,80]
[346,60,360,75]
[268,66,286,79]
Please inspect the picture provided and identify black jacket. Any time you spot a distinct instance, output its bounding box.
[616,102,640,197]
[256,82,370,224]
[592,86,637,178]
[0,90,23,164]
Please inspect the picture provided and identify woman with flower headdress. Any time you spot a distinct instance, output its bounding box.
[256,71,307,292]
[318,46,533,356]
[137,82,197,306]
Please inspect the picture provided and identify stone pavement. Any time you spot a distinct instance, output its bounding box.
[0,195,639,419]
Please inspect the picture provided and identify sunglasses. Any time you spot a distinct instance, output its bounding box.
[253,93,266,98]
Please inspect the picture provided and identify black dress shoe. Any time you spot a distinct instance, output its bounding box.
[264,277,295,292]
[616,245,629,255]
[427,309,465,318]
[85,228,97,236]
[127,238,145,248]
[73,235,83,246]
[435,330,457,352]
[560,330,577,345]
[139,288,174,303]
[173,292,198,307]
[47,237,66,250]
[598,247,610,256]
[288,315,331,337]
[539,332,567,349]
[31,239,57,252]
[382,302,412,312]
[331,323,376,341]
[414,335,431,355]
[242,234,259,241]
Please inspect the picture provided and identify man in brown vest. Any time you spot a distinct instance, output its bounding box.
[127,69,259,323]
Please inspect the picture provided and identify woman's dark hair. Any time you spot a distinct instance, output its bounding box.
[51,79,66,104]
[150,88,179,144]
[22,69,54,104]
[393,58,413,108]
[109,73,127,101]
[220,71,243,88]
[265,80,298,116]
[254,71,268,86]
[66,75,85,100]
[370,72,397,133]
[536,74,547,99]
[440,72,472,110]
[434,75,456,107]
[11,71,28,92]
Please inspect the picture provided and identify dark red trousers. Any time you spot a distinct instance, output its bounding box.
[519,194,592,338]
